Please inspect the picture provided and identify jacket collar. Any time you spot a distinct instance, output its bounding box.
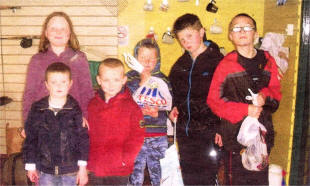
[96,86,129,103]
[35,95,75,111]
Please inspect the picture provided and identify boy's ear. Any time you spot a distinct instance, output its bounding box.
[199,27,205,38]
[96,76,101,85]
[122,76,127,85]
[254,31,259,43]
[229,32,233,41]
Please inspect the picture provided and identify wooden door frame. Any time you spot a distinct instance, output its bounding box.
[290,0,310,184]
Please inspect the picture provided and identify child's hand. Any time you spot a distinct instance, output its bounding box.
[82,117,89,130]
[169,107,179,122]
[248,104,263,119]
[139,70,151,86]
[76,166,88,186]
[256,93,266,107]
[142,105,159,117]
[27,170,39,183]
[214,133,223,147]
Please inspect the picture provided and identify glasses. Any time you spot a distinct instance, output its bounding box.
[231,26,255,33]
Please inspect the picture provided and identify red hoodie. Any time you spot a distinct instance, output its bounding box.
[87,88,145,177]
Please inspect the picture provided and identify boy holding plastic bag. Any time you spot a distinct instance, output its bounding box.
[207,13,282,185]
[125,38,172,186]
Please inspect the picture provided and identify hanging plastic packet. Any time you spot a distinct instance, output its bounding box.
[162,27,174,44]
[160,0,169,12]
[132,76,172,111]
[146,26,157,41]
[210,19,223,34]
[144,0,153,11]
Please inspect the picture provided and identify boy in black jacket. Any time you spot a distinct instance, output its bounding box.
[23,62,89,186]
[168,13,223,185]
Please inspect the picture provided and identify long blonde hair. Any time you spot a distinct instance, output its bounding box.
[38,11,80,52]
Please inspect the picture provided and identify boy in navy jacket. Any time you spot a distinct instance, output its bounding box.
[23,62,89,186]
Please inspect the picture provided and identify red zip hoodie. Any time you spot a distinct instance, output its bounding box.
[87,87,145,176]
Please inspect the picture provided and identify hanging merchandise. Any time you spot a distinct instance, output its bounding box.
[162,27,174,44]
[206,0,218,13]
[160,0,169,12]
[144,0,153,11]
[210,19,223,34]
[259,32,289,80]
[146,26,158,40]
[195,0,199,6]
[117,25,129,46]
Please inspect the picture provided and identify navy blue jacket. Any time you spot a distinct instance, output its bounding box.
[23,95,89,175]
[169,40,223,135]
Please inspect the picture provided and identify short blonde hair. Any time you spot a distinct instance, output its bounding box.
[97,58,125,76]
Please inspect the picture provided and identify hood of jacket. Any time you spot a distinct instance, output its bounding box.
[126,39,170,93]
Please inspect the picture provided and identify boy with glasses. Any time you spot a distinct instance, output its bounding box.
[207,13,282,185]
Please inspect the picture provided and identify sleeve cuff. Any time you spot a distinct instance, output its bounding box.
[78,160,87,166]
[25,163,36,171]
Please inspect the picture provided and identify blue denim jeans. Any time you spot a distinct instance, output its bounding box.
[129,136,168,186]
[39,172,76,186]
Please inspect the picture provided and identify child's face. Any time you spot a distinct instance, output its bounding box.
[177,27,204,55]
[96,66,127,100]
[229,16,258,47]
[137,47,158,74]
[45,72,72,99]
[45,16,71,48]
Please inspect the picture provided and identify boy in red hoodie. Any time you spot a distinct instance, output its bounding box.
[87,58,145,185]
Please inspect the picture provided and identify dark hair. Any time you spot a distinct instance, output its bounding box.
[97,58,124,76]
[229,13,257,31]
[39,11,80,52]
[45,62,71,81]
[134,38,159,59]
[172,13,203,39]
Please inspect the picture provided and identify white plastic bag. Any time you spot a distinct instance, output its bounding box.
[132,76,172,111]
[160,119,184,186]
[240,129,268,171]
[237,116,267,147]
[238,89,269,171]
[160,144,184,186]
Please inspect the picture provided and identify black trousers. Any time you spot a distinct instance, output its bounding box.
[88,172,129,186]
[177,129,219,185]
[224,150,268,185]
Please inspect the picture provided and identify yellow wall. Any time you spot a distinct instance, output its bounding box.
[118,0,265,75]
[119,0,302,181]
[263,0,302,182]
